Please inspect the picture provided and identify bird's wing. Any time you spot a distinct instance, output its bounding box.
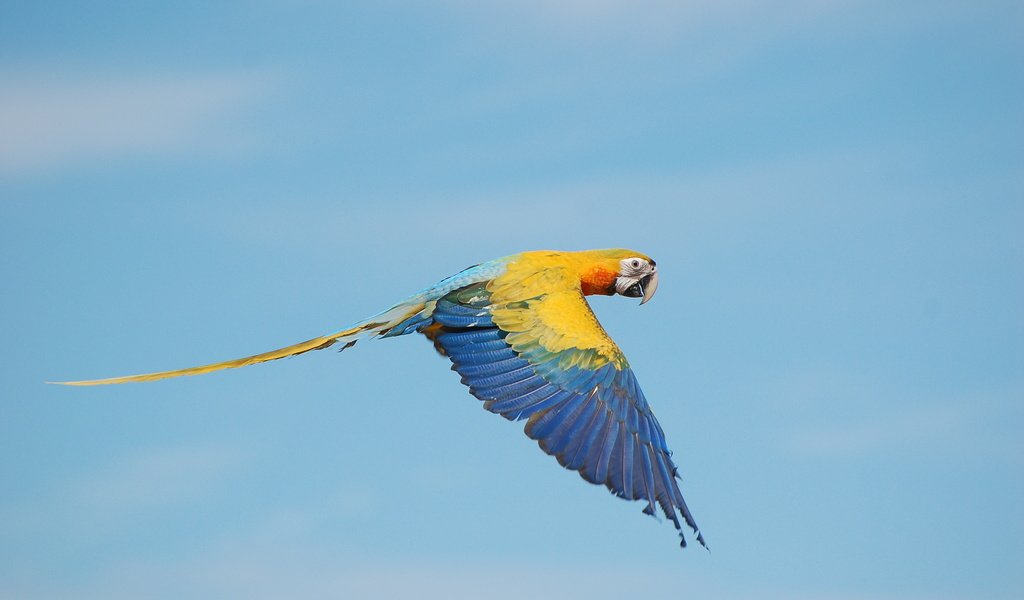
[426,279,706,549]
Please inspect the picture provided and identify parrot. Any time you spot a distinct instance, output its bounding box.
[54,249,706,549]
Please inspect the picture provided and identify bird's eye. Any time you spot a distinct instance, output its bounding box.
[631,259,641,268]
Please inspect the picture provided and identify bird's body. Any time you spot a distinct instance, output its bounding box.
[57,249,705,549]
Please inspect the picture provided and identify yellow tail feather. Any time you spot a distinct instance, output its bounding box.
[50,297,437,386]
[49,322,375,386]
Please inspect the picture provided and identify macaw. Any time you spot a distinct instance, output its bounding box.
[56,249,706,549]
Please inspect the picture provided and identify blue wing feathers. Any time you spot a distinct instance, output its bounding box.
[505,388,573,421]
[647,417,668,453]
[561,399,605,469]
[640,443,658,513]
[621,431,636,499]
[636,410,652,445]
[593,419,618,485]
[434,313,488,328]
[456,356,522,378]
[467,365,534,390]
[610,388,630,422]
[428,283,705,550]
[608,425,629,498]
[633,441,650,507]
[474,373,545,401]
[654,453,682,524]
[554,394,601,456]
[559,394,602,454]
[566,405,608,472]
[526,390,589,441]
[482,386,550,414]
[435,301,487,316]
[626,402,640,437]
[449,347,516,367]
[485,387,564,418]
[381,312,434,337]
[440,328,503,348]
[535,392,598,456]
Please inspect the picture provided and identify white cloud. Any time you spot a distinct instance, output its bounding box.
[73,441,247,512]
[4,537,970,600]
[444,0,860,42]
[35,552,688,600]
[0,70,272,174]
[0,441,249,547]
[786,405,962,457]
[784,391,1024,461]
[180,148,879,252]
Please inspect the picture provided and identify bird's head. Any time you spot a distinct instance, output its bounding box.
[580,249,660,305]
[613,254,659,305]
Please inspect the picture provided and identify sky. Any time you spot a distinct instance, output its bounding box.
[1,1,1022,599]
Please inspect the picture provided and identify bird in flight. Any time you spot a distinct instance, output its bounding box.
[56,248,706,549]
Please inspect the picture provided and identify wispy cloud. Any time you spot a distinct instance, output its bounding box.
[3,535,971,600]
[0,441,249,548]
[786,405,962,457]
[73,441,247,513]
[180,147,885,253]
[0,70,273,175]
[784,392,1024,462]
[447,0,859,39]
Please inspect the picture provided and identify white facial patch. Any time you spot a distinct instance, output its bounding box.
[619,257,649,277]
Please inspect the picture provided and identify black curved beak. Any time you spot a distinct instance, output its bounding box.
[623,281,644,298]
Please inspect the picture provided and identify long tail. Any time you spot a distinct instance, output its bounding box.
[50,300,433,386]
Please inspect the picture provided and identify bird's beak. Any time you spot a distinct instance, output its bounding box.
[638,269,659,305]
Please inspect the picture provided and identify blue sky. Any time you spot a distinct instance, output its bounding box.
[2,1,1022,598]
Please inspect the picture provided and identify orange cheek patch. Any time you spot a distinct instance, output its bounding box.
[580,265,618,296]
